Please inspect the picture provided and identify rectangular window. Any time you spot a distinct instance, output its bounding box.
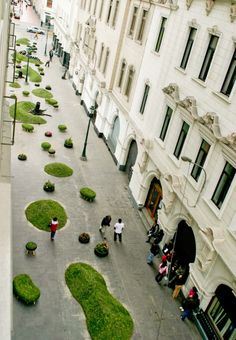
[180,27,197,70]
[212,162,236,209]
[98,44,104,69]
[112,0,119,27]
[93,0,98,15]
[173,121,189,159]
[106,0,113,24]
[198,35,218,81]
[191,140,210,182]
[125,68,134,97]
[221,48,236,97]
[118,60,126,88]
[155,17,167,53]
[103,48,110,74]
[88,0,92,12]
[129,7,138,37]
[137,9,148,42]
[99,0,104,19]
[140,84,150,114]
[159,106,173,141]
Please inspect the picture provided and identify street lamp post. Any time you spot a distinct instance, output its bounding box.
[80,106,95,161]
[25,48,31,84]
[181,156,207,207]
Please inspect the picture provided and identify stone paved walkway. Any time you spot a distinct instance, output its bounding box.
[11,15,201,340]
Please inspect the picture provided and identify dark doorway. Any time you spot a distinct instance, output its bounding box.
[125,140,138,181]
[145,178,162,220]
[174,220,196,264]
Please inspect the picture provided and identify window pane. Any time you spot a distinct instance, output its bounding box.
[191,140,210,182]
[140,84,150,114]
[180,27,197,70]
[155,17,167,53]
[129,7,138,36]
[137,10,147,41]
[221,49,236,97]
[199,35,218,81]
[173,122,189,159]
[159,106,173,141]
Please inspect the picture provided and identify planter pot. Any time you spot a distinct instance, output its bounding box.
[78,233,90,244]
[18,154,27,161]
[64,144,73,148]
[25,242,37,256]
[94,248,109,257]
[43,186,55,192]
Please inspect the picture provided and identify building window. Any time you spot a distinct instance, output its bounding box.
[211,162,236,209]
[180,27,197,70]
[98,43,104,69]
[137,9,148,42]
[93,0,98,15]
[159,106,173,141]
[99,0,104,19]
[112,0,119,27]
[198,35,218,81]
[191,140,210,182]
[103,48,110,74]
[128,7,138,37]
[173,121,189,159]
[106,0,113,24]
[155,17,167,53]
[117,60,126,88]
[124,67,134,97]
[140,84,150,114]
[221,48,236,97]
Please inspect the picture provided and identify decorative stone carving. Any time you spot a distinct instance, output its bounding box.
[208,25,220,36]
[163,191,176,214]
[221,133,236,151]
[186,0,193,9]
[138,151,148,173]
[206,0,215,15]
[162,83,179,102]
[177,96,198,119]
[189,18,198,28]
[198,112,215,129]
[230,2,236,22]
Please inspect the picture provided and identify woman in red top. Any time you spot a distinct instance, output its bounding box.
[50,217,58,241]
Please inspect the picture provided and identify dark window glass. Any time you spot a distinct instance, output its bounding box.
[221,48,236,97]
[191,140,210,182]
[159,106,173,141]
[106,0,113,23]
[199,35,218,81]
[173,121,189,159]
[129,7,138,36]
[140,84,150,114]
[212,162,236,209]
[180,27,197,70]
[137,10,148,42]
[155,17,167,53]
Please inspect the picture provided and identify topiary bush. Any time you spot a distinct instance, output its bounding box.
[22,123,34,132]
[22,90,30,96]
[13,274,40,305]
[58,124,67,132]
[94,242,109,257]
[80,187,96,202]
[64,138,73,148]
[45,131,52,137]
[25,241,37,255]
[48,148,56,156]
[41,142,51,150]
[18,154,27,161]
[53,104,59,109]
[78,232,90,244]
[43,180,55,192]
[45,85,51,90]
[45,98,58,106]
[10,82,21,88]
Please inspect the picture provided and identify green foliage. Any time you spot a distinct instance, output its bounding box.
[80,187,96,202]
[25,242,37,251]
[95,242,109,255]
[18,154,27,161]
[58,124,67,132]
[25,199,67,231]
[41,142,51,150]
[38,67,44,72]
[48,148,56,155]
[44,162,73,177]
[16,38,31,45]
[32,88,53,99]
[22,123,34,132]
[45,98,58,106]
[43,180,55,192]
[15,51,42,65]
[13,274,40,305]
[21,65,42,83]
[65,263,134,340]
[22,90,30,96]
[9,101,46,124]
[9,82,21,88]
[64,137,73,148]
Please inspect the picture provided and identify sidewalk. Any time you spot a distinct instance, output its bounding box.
[11,18,201,340]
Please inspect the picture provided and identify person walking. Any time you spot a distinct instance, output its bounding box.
[45,59,50,67]
[34,32,38,39]
[50,217,58,241]
[147,238,160,265]
[180,287,200,320]
[99,215,111,239]
[49,49,54,62]
[114,218,124,242]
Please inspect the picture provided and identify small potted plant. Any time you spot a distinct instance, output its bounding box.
[45,85,52,90]
[45,131,52,137]
[43,180,55,192]
[48,148,56,156]
[22,90,30,96]
[80,187,96,202]
[41,142,51,151]
[64,137,73,148]
[25,241,37,255]
[78,232,90,244]
[94,241,109,257]
[35,83,40,87]
[58,124,67,132]
[18,153,27,161]
[22,123,34,132]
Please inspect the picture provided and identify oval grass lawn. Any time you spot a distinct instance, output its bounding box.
[32,88,53,99]
[21,66,42,83]
[25,199,67,231]
[15,51,43,65]
[13,274,40,305]
[44,162,73,177]
[9,101,46,124]
[16,38,30,45]
[65,263,134,340]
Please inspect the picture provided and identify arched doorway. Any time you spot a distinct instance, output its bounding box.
[125,140,138,181]
[174,220,196,265]
[207,284,236,339]
[109,116,120,153]
[145,178,163,220]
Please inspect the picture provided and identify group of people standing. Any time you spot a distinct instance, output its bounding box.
[99,215,124,242]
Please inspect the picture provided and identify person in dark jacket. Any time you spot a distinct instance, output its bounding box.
[180,287,200,320]
[146,220,160,242]
[147,239,160,264]
[99,215,111,239]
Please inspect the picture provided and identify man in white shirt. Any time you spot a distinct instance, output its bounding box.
[114,218,124,242]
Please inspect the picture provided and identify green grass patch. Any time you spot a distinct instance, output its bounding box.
[22,90,30,96]
[44,162,73,177]
[45,98,58,106]
[13,274,40,305]
[22,123,34,132]
[32,88,53,99]
[16,38,30,45]
[65,263,134,340]
[15,51,42,65]
[9,82,21,88]
[25,199,67,231]
[9,101,46,124]
[21,66,42,83]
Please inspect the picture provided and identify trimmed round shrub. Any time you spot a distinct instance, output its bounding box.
[58,124,67,132]
[78,232,90,244]
[45,85,51,90]
[44,162,73,177]
[13,274,40,305]
[16,65,22,69]
[25,242,37,251]
[10,82,21,88]
[53,104,59,108]
[80,187,96,202]
[35,63,40,67]
[94,242,109,257]
[43,180,55,192]
[41,142,51,151]
[40,72,45,76]
[32,88,52,99]
[38,67,44,72]
[22,90,30,96]
[48,148,56,155]
[45,131,52,137]
[45,98,58,106]
[22,123,34,132]
[64,138,73,148]
[35,83,40,87]
[18,154,27,161]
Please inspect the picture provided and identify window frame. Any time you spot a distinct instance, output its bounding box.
[136,9,148,42]
[220,47,236,97]
[139,83,150,114]
[98,43,104,69]
[198,34,219,82]
[106,0,113,24]
[155,17,167,53]
[128,6,138,38]
[173,121,190,159]
[180,27,197,70]
[124,66,135,98]
[117,59,126,88]
[159,106,173,141]
[112,0,119,27]
[102,48,110,74]
[191,139,210,182]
